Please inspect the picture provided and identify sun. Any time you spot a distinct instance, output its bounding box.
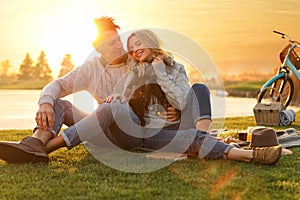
[42,13,97,78]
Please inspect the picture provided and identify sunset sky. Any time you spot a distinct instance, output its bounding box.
[1,0,300,77]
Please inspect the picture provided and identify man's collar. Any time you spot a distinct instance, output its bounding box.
[100,53,128,67]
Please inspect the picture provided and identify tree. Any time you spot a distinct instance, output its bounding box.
[34,50,53,81]
[58,54,74,77]
[18,52,34,80]
[0,59,12,77]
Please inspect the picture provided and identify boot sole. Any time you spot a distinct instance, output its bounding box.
[0,142,49,164]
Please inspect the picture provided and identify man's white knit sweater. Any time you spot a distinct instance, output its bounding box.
[38,56,128,107]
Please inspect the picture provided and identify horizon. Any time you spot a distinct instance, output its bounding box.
[0,0,300,77]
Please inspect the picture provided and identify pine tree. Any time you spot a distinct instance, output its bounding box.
[0,59,12,77]
[18,52,34,80]
[58,54,75,77]
[34,50,53,81]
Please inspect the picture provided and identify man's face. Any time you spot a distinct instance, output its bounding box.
[94,30,125,63]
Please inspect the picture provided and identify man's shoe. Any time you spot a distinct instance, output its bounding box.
[251,145,282,165]
[0,136,49,164]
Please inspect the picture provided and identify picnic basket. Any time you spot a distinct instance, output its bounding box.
[254,88,285,126]
[253,102,284,126]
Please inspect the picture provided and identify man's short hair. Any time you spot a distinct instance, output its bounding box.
[92,16,121,49]
[94,16,120,32]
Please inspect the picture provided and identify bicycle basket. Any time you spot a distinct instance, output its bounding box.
[279,41,300,69]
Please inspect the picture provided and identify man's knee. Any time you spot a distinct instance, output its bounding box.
[53,99,72,110]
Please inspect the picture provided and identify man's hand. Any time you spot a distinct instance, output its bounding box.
[35,103,55,130]
[159,104,180,122]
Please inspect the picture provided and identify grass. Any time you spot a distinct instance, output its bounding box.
[224,80,267,92]
[0,80,49,90]
[0,115,300,200]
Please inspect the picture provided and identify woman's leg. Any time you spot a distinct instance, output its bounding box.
[100,101,143,150]
[179,83,212,132]
[144,128,230,159]
[144,128,282,164]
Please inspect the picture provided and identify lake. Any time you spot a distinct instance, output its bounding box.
[0,90,298,130]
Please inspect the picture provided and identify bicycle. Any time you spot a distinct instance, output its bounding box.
[257,30,300,108]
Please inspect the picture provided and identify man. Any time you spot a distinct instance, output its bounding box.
[0,16,181,164]
[0,16,130,163]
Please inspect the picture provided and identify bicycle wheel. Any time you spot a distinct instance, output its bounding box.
[257,76,294,108]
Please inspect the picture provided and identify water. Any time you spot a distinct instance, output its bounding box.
[0,90,298,130]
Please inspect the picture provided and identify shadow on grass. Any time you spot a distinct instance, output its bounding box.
[0,128,299,199]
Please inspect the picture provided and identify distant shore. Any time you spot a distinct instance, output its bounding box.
[226,89,258,98]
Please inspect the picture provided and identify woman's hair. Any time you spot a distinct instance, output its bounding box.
[126,29,173,68]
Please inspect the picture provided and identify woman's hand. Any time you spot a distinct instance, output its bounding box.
[104,94,127,104]
[159,104,180,122]
[35,103,55,130]
[152,56,164,65]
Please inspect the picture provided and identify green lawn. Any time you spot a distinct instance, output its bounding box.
[0,80,49,90]
[224,80,266,92]
[0,115,299,200]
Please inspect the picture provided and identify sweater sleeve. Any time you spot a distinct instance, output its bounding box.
[38,62,91,106]
[152,61,190,110]
[122,70,136,99]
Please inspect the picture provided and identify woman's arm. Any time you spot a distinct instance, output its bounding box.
[152,58,190,110]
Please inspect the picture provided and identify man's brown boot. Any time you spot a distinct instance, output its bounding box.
[0,136,49,164]
[251,145,282,165]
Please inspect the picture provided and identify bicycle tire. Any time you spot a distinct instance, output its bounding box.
[257,76,294,108]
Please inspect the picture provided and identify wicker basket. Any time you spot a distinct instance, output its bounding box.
[253,102,284,126]
[280,41,300,69]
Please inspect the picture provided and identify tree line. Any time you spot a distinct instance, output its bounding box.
[0,51,75,84]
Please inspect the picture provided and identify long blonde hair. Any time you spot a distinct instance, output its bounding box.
[126,29,173,69]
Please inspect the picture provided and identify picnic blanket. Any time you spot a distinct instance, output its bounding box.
[277,129,300,149]
[210,128,300,149]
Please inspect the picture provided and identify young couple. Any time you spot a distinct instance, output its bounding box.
[0,16,282,165]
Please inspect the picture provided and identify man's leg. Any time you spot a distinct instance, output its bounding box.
[179,83,212,132]
[59,100,142,151]
[0,99,87,163]
[44,99,88,153]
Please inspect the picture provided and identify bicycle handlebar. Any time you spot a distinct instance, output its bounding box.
[273,30,285,36]
[273,30,293,44]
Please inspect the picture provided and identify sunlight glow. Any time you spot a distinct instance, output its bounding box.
[42,12,97,77]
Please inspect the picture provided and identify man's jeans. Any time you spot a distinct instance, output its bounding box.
[41,83,232,159]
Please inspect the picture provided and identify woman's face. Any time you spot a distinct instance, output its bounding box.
[128,35,152,62]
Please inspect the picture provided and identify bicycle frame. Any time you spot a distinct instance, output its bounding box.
[260,43,300,92]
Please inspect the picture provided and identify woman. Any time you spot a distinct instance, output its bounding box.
[105,29,212,132]
[102,29,282,165]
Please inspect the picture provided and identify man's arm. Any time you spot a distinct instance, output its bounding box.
[36,60,92,129]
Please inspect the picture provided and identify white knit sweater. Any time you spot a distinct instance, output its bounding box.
[38,56,128,106]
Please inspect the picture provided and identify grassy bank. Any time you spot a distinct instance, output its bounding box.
[0,80,49,90]
[225,80,266,92]
[224,80,266,98]
[0,115,299,199]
